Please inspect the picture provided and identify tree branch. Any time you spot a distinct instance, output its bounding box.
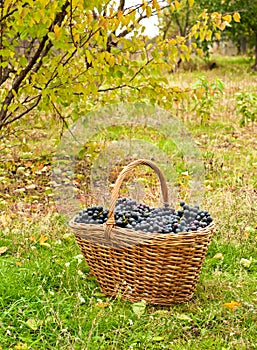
[98,57,154,93]
[129,57,154,82]
[118,0,125,11]
[98,84,126,92]
[0,2,31,23]
[51,100,78,140]
[0,1,3,83]
[69,0,78,48]
[0,66,17,85]
[174,11,183,37]
[162,17,173,40]
[116,5,168,39]
[3,94,42,127]
[0,1,69,127]
[0,6,18,23]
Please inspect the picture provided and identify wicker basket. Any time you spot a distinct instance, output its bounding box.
[69,159,214,305]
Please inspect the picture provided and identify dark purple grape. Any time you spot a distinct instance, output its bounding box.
[74,198,213,235]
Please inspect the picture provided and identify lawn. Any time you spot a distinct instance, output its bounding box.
[0,56,257,350]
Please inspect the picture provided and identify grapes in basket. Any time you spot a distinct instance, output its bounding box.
[74,198,213,234]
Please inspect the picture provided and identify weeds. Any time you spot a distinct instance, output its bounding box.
[191,76,225,124]
[236,92,257,126]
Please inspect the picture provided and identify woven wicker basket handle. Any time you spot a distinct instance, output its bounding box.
[105,159,169,238]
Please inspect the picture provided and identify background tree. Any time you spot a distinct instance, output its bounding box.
[226,0,257,69]
[0,0,235,136]
[159,0,243,61]
[160,0,199,40]
[158,0,210,65]
[197,0,257,69]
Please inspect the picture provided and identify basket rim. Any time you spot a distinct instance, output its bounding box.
[69,217,215,241]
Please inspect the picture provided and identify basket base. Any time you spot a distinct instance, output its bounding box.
[98,284,195,305]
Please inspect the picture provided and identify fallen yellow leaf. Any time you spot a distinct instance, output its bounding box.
[39,234,48,244]
[14,343,27,350]
[30,235,36,242]
[40,242,51,248]
[243,231,250,240]
[213,252,224,260]
[96,302,110,308]
[0,246,8,255]
[223,301,240,311]
[223,14,232,23]
[240,257,252,268]
[233,12,240,23]
[0,214,11,227]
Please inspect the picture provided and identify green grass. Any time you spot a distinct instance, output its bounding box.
[1,55,257,349]
[1,216,256,349]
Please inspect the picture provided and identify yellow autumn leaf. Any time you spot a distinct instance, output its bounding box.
[215,32,221,41]
[188,0,194,8]
[30,235,36,242]
[0,214,11,227]
[54,24,61,40]
[174,0,181,10]
[146,6,152,18]
[214,16,222,28]
[0,246,8,255]
[206,29,213,41]
[181,171,190,179]
[39,0,48,7]
[222,14,232,23]
[223,301,240,311]
[233,12,240,23]
[153,0,160,11]
[76,1,84,10]
[117,10,122,22]
[146,43,153,51]
[196,86,205,98]
[40,242,51,248]
[170,3,175,12]
[213,252,224,260]
[243,231,250,240]
[21,7,28,19]
[240,257,252,268]
[243,226,253,240]
[39,234,48,244]
[73,32,80,43]
[220,21,227,31]
[96,302,110,308]
[14,343,27,350]
[108,55,115,67]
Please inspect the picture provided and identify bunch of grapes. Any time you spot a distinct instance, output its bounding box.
[74,198,213,234]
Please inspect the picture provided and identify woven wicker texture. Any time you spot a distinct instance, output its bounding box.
[69,159,214,304]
